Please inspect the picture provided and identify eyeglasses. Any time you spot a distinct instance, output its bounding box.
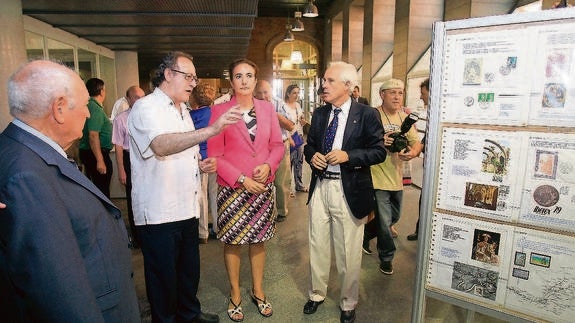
[170,69,198,83]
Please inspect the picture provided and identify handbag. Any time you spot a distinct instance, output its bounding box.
[290,132,304,152]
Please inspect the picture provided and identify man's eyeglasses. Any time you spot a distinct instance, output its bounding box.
[170,69,198,83]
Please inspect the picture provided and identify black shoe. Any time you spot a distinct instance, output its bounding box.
[362,242,372,255]
[340,309,356,323]
[275,214,287,222]
[379,261,394,275]
[407,233,418,241]
[303,299,324,314]
[191,312,219,323]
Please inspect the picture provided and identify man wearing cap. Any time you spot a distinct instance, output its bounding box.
[365,78,422,275]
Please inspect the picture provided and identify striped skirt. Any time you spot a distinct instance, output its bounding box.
[217,183,276,244]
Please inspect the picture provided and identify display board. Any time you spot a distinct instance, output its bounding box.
[413,8,575,323]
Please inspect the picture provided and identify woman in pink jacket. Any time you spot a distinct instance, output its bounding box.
[208,58,284,322]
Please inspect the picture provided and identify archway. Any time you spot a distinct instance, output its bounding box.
[272,40,320,117]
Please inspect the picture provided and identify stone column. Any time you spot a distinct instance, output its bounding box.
[0,0,27,130]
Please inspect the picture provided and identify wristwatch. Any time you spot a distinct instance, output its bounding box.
[238,174,246,185]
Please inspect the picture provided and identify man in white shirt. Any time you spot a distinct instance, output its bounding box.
[128,51,241,323]
[110,95,129,121]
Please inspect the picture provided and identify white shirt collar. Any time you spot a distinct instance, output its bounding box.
[12,119,67,158]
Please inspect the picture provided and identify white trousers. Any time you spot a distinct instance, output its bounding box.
[308,178,365,311]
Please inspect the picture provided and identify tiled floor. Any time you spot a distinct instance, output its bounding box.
[116,161,504,322]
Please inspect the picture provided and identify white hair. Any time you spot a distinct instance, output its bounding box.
[8,60,74,119]
[326,61,359,95]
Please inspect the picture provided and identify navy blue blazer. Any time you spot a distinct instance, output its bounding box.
[304,101,386,219]
[0,123,140,322]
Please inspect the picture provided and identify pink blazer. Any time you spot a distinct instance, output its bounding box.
[208,96,284,188]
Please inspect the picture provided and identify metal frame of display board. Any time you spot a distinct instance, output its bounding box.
[411,8,575,323]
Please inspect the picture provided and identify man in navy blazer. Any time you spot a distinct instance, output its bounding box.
[0,60,140,322]
[303,61,386,323]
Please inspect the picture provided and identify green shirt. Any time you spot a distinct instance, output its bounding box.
[80,97,112,150]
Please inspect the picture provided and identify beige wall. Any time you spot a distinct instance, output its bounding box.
[0,0,27,129]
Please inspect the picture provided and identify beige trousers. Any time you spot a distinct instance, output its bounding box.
[308,178,365,311]
[274,139,291,216]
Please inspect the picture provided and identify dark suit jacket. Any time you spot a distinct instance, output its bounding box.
[351,96,369,105]
[304,101,386,219]
[0,123,140,322]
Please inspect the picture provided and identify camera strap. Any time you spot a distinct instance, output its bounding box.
[379,106,403,131]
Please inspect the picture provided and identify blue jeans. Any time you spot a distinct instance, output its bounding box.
[370,190,403,262]
[290,143,305,191]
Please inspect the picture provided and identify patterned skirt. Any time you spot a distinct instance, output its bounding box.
[217,183,276,244]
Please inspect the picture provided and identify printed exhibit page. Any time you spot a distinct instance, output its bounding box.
[436,127,527,221]
[441,29,530,125]
[426,212,513,306]
[519,132,575,232]
[505,228,575,322]
[529,24,575,126]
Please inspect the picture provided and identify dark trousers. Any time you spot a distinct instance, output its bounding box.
[123,151,140,246]
[414,193,422,234]
[138,218,202,323]
[79,148,112,198]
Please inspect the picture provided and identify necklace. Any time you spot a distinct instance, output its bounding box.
[379,106,403,127]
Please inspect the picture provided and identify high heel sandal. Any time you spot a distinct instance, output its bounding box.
[250,291,273,317]
[227,297,244,322]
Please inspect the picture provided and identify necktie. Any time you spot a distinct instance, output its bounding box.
[323,108,341,154]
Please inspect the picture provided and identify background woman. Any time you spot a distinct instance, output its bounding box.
[283,84,307,194]
[208,58,284,322]
[189,83,217,244]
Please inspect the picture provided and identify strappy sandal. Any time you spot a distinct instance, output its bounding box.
[227,297,244,322]
[250,291,273,317]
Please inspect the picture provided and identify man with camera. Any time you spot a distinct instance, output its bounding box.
[365,78,422,275]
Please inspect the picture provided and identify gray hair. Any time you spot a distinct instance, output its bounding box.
[8,60,74,119]
[326,61,358,95]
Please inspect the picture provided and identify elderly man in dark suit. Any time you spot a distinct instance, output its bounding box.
[0,60,140,322]
[303,61,386,323]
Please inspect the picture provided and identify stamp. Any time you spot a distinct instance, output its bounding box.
[533,184,560,207]
[484,72,495,83]
[534,150,558,179]
[530,252,551,268]
[512,268,529,280]
[463,58,482,85]
[542,83,566,109]
[507,56,517,68]
[514,251,526,267]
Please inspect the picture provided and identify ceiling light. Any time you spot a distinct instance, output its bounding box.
[292,11,304,31]
[290,51,304,64]
[280,59,293,70]
[283,23,294,42]
[303,0,319,17]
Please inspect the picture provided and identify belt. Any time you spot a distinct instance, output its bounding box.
[319,171,340,180]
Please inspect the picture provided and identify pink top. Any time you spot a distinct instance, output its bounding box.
[208,97,284,188]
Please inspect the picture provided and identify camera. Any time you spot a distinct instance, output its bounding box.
[386,112,419,153]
